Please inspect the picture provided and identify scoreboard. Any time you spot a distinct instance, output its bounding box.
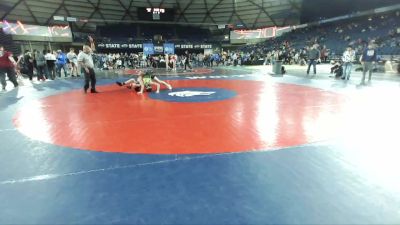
[137,7,175,21]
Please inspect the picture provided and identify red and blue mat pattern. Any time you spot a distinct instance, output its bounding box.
[0,68,399,224]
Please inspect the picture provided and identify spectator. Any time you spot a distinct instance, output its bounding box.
[35,50,47,81]
[56,50,69,78]
[359,42,378,85]
[45,50,57,80]
[23,50,34,80]
[330,61,343,79]
[306,44,320,76]
[341,46,356,80]
[0,45,18,91]
[321,45,329,63]
[67,48,79,77]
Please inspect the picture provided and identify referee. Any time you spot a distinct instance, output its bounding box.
[78,45,98,93]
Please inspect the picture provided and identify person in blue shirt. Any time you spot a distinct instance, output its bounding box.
[56,50,69,78]
[359,43,378,85]
[211,53,220,67]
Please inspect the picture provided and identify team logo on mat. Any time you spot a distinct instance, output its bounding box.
[168,91,215,97]
[149,87,237,102]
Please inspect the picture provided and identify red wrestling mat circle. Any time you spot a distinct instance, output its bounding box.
[13,80,345,154]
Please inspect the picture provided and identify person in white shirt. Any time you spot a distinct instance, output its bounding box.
[67,48,79,77]
[45,50,57,80]
[341,46,355,80]
[78,45,98,93]
[77,50,84,76]
[232,53,238,66]
[172,55,177,71]
[165,54,169,70]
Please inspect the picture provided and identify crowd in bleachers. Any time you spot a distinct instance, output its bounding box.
[237,11,400,65]
[3,6,400,94]
[91,50,261,70]
[74,11,400,73]
[91,52,223,70]
[81,24,213,44]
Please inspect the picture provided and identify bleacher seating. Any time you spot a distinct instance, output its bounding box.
[240,11,400,61]
[88,24,212,44]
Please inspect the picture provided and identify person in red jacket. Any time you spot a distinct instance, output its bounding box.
[0,45,18,91]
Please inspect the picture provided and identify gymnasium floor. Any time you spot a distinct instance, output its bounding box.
[0,66,400,224]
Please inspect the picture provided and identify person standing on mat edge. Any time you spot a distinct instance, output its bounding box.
[184,50,192,71]
[67,48,79,78]
[0,45,18,91]
[23,50,34,80]
[359,42,378,85]
[78,44,98,93]
[341,46,356,81]
[56,49,69,78]
[306,44,320,77]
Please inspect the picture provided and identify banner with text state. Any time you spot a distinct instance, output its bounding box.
[97,43,143,49]
[96,42,213,50]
